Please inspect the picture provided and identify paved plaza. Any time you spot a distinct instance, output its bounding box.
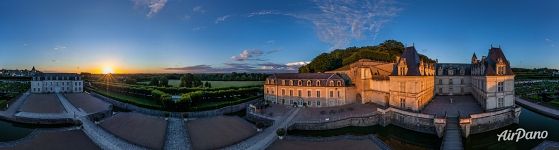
[19,94,65,114]
[64,93,110,114]
[99,112,167,149]
[422,95,483,117]
[0,130,100,150]
[268,137,382,150]
[187,116,256,150]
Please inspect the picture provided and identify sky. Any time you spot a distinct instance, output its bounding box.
[0,0,558,74]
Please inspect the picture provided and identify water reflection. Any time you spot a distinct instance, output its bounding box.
[289,107,559,150]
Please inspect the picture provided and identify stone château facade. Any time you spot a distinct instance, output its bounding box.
[31,73,84,93]
[264,46,514,112]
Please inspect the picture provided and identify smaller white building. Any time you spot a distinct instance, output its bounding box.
[31,73,83,93]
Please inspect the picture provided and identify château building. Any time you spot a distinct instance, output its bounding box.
[264,45,514,112]
[31,73,84,93]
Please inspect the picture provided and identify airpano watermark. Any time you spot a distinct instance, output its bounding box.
[497,128,548,142]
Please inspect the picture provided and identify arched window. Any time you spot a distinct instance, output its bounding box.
[289,80,293,86]
[298,80,302,86]
[337,81,342,86]
[316,80,321,86]
[307,80,312,86]
[329,80,334,86]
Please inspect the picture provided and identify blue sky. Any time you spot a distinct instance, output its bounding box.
[0,0,558,73]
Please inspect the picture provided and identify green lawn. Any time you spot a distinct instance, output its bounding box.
[87,87,163,110]
[167,80,263,88]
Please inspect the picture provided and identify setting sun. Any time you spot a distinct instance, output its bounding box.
[102,66,114,74]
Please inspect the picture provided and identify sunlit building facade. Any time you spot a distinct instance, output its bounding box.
[31,73,84,93]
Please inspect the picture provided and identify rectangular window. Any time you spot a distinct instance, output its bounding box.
[307,101,311,106]
[298,90,302,97]
[461,79,464,85]
[307,90,311,97]
[329,91,333,98]
[449,79,453,85]
[400,98,406,109]
[498,82,504,92]
[317,100,321,106]
[282,89,285,96]
[498,98,504,107]
[337,91,340,98]
[316,91,321,98]
[289,90,293,96]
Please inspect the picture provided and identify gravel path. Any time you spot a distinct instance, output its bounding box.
[164,117,190,150]
[224,108,300,150]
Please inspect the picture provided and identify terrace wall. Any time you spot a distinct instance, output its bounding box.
[459,106,521,137]
[187,98,262,118]
[288,107,445,137]
[290,112,380,130]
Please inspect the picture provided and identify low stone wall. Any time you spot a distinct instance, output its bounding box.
[290,112,380,130]
[459,106,521,137]
[378,107,441,135]
[245,110,275,127]
[10,114,80,125]
[187,98,261,118]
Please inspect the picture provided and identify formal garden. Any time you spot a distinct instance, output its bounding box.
[87,81,263,112]
[0,82,30,109]
[515,80,559,108]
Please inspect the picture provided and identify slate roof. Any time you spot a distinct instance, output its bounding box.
[483,47,514,76]
[266,73,352,86]
[392,46,422,76]
[435,63,471,76]
[33,73,81,81]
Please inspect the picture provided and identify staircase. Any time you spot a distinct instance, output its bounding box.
[441,117,464,150]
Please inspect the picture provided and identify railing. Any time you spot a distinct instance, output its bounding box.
[294,111,379,124]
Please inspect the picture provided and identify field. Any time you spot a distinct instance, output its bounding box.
[167,80,263,88]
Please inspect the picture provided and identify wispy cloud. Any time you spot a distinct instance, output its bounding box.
[132,0,168,18]
[215,15,232,24]
[266,40,276,44]
[192,6,206,13]
[231,49,265,61]
[192,26,206,31]
[246,0,402,50]
[164,61,307,73]
[545,38,556,47]
[53,45,66,50]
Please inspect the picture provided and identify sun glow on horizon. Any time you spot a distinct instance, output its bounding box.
[102,66,114,74]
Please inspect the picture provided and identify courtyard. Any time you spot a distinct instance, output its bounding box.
[19,94,65,114]
[64,93,110,114]
[99,112,167,149]
[186,116,257,150]
[0,130,100,150]
[268,136,382,150]
[422,95,483,117]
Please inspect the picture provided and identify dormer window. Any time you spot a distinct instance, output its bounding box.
[282,80,286,85]
[337,81,342,86]
[460,68,465,75]
[316,80,321,86]
[289,80,294,86]
[298,80,302,86]
[438,67,443,76]
[496,58,506,75]
[307,80,312,86]
[329,80,334,86]
[448,69,454,76]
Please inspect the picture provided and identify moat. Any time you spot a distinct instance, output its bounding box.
[286,106,558,149]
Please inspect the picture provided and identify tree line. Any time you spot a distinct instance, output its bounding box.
[298,40,436,73]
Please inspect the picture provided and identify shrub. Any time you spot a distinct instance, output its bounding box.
[276,128,286,136]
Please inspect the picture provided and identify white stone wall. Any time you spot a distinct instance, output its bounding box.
[31,80,83,93]
[435,76,472,95]
[264,84,352,107]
